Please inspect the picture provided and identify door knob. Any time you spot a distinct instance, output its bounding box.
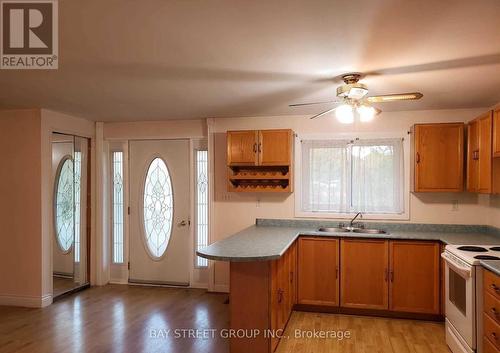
[179,220,189,227]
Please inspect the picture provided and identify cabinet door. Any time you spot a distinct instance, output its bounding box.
[414,123,464,192]
[258,130,292,166]
[467,120,480,192]
[478,112,493,193]
[297,237,339,306]
[227,130,258,166]
[389,241,440,314]
[340,239,389,310]
[494,109,500,158]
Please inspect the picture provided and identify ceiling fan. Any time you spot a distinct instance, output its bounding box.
[290,73,423,123]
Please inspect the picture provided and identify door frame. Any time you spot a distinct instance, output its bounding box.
[107,138,210,288]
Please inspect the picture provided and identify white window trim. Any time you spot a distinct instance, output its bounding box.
[294,132,410,221]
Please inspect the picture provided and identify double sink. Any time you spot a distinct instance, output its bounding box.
[317,226,387,234]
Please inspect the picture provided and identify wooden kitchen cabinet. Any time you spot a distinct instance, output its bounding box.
[258,130,292,166]
[340,239,389,310]
[411,123,465,192]
[227,130,259,166]
[389,241,440,314]
[227,129,293,192]
[297,237,339,306]
[494,109,500,158]
[271,241,296,352]
[467,111,493,193]
[484,269,500,353]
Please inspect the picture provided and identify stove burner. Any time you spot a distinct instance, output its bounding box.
[474,255,500,260]
[490,246,500,251]
[457,246,488,252]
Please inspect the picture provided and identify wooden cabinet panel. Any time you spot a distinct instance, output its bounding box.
[413,123,464,192]
[485,314,500,350]
[298,237,339,306]
[258,130,292,166]
[494,109,500,158]
[485,291,500,326]
[227,130,258,166]
[484,335,500,353]
[389,241,440,314]
[340,239,389,310]
[468,111,494,193]
[485,269,500,300]
[479,113,493,193]
[468,119,480,192]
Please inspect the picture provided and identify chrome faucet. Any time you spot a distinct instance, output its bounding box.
[350,212,363,228]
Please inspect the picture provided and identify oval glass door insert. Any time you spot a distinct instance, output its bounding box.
[143,158,173,259]
[55,156,74,252]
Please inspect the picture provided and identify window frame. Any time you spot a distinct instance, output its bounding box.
[194,148,209,269]
[294,132,410,221]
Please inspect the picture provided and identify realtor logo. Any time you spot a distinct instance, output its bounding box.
[1,0,58,69]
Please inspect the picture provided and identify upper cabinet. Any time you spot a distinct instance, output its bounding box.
[226,130,259,166]
[494,108,500,158]
[467,111,494,193]
[411,123,465,192]
[226,129,294,192]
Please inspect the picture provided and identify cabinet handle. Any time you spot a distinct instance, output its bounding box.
[290,272,294,283]
[491,284,500,294]
[390,271,394,282]
[491,308,499,319]
[416,152,420,164]
[277,289,284,304]
[335,267,338,279]
[253,143,257,153]
[258,143,262,153]
[491,332,498,342]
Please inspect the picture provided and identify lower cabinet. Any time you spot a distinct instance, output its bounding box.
[483,269,500,353]
[389,241,440,314]
[271,241,296,352]
[297,237,339,306]
[340,239,389,310]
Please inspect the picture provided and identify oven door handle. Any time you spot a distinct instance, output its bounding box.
[441,252,472,278]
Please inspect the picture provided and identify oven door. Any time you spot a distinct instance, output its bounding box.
[442,252,476,350]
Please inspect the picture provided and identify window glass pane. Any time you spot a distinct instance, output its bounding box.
[112,152,124,263]
[74,152,81,262]
[351,142,403,213]
[55,157,74,252]
[301,138,404,214]
[143,158,173,259]
[195,150,209,268]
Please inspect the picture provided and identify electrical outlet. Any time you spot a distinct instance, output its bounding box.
[256,198,261,208]
[452,200,459,211]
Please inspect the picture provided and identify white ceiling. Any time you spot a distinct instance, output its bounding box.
[1,0,500,121]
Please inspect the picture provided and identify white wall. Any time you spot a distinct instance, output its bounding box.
[210,108,494,288]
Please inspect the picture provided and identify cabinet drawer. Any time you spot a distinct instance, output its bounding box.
[485,291,500,325]
[485,270,500,299]
[484,335,500,353]
[484,314,500,350]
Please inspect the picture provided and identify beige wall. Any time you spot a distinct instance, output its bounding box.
[210,108,495,287]
[0,109,43,305]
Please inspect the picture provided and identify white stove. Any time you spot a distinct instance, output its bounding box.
[445,245,500,265]
[443,244,500,353]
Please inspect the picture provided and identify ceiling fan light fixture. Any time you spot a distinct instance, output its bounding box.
[335,104,354,124]
[357,105,377,122]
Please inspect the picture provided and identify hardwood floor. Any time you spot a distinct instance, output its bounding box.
[53,276,79,297]
[0,285,229,353]
[0,285,448,353]
[276,311,450,353]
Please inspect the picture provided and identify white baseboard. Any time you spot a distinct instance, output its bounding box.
[211,284,229,293]
[0,293,53,308]
[190,282,209,289]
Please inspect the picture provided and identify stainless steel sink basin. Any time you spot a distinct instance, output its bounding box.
[317,227,351,233]
[352,228,387,234]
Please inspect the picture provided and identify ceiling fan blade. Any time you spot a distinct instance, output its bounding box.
[366,92,423,103]
[289,99,342,107]
[310,107,337,120]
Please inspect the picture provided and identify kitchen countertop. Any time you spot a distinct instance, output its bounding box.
[481,260,500,276]
[197,223,500,262]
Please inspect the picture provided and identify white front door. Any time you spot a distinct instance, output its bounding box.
[129,140,190,286]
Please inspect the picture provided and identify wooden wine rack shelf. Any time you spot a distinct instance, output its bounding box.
[226,129,294,193]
